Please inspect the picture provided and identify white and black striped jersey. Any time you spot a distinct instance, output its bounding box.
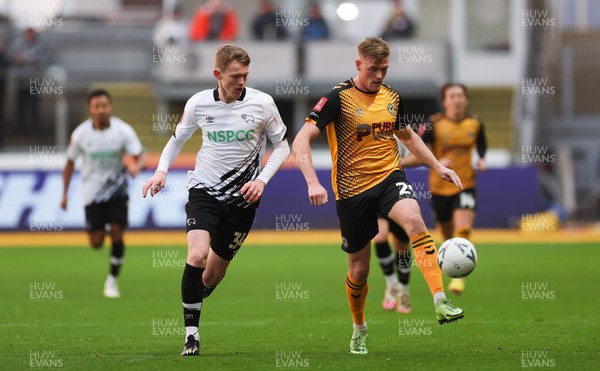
[156,87,288,208]
[67,117,143,206]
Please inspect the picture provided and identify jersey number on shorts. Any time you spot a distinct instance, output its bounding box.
[228,232,248,251]
[459,192,476,209]
[395,182,415,199]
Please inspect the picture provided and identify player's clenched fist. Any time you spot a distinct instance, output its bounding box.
[142,171,167,198]
[308,182,328,206]
[240,179,265,203]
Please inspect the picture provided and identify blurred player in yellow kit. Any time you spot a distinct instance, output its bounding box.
[402,83,487,295]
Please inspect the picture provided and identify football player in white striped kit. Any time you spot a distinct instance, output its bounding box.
[142,45,290,356]
[61,89,146,298]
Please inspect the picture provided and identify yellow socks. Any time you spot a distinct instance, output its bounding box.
[345,273,368,325]
[411,231,444,296]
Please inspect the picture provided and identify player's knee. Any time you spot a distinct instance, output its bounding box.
[403,215,426,235]
[90,240,103,249]
[89,234,104,249]
[349,264,369,282]
[202,270,222,288]
[187,253,207,267]
[109,227,124,242]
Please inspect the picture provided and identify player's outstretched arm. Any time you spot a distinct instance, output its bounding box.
[399,153,422,168]
[292,123,328,206]
[142,102,198,198]
[60,159,75,210]
[396,126,463,190]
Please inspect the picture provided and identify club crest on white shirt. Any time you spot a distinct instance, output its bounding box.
[241,114,255,123]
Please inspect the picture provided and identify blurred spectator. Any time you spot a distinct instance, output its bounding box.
[301,1,329,41]
[381,0,415,39]
[189,0,238,41]
[8,28,49,137]
[154,5,188,45]
[252,0,287,40]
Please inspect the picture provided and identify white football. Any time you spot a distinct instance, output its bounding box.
[437,237,478,278]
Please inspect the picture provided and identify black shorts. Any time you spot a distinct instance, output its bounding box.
[337,171,416,254]
[431,188,477,223]
[185,188,256,261]
[84,196,128,231]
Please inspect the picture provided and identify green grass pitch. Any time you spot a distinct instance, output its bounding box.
[1,241,598,370]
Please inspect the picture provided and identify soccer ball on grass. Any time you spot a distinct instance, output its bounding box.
[437,237,477,278]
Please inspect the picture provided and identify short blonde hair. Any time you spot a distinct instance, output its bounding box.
[215,44,251,71]
[357,37,390,64]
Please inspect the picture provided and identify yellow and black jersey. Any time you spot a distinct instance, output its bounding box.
[422,114,487,196]
[306,79,406,200]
